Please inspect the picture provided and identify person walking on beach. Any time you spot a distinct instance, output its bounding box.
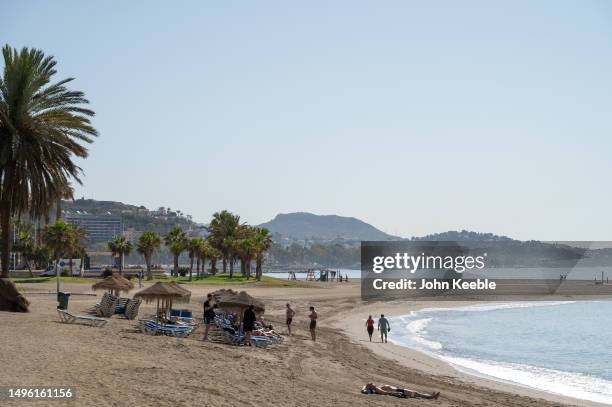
[309,306,317,341]
[365,315,375,341]
[286,303,296,336]
[202,294,215,341]
[378,314,390,343]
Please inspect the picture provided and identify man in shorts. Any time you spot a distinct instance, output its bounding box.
[286,303,296,336]
[378,314,390,343]
[202,293,216,341]
[309,306,317,341]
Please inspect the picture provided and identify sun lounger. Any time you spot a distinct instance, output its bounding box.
[139,320,194,338]
[58,309,107,327]
[96,292,118,318]
[123,298,142,320]
[221,326,273,347]
[115,297,129,314]
[169,308,196,325]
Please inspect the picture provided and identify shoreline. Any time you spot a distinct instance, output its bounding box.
[331,298,610,407]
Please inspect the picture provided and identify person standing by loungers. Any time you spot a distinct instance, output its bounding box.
[243,305,256,344]
[202,293,215,341]
[309,306,317,341]
[378,314,390,343]
[286,303,296,336]
[365,315,375,341]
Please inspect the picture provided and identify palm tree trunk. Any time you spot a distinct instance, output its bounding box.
[79,255,85,277]
[119,253,124,276]
[26,258,33,278]
[222,258,227,274]
[0,200,12,278]
[189,256,194,282]
[196,258,200,279]
[69,258,73,276]
[146,254,153,280]
[256,259,262,281]
[55,198,62,220]
[174,255,179,277]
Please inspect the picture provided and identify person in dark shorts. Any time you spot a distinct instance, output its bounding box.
[243,305,256,344]
[286,303,296,336]
[202,294,216,341]
[365,315,375,341]
[309,306,317,341]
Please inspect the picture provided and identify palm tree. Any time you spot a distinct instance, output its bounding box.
[42,219,76,295]
[164,225,188,277]
[253,227,273,280]
[0,45,97,310]
[196,239,210,279]
[208,210,243,275]
[187,237,204,282]
[66,225,86,276]
[14,228,35,277]
[108,235,133,276]
[136,231,161,280]
[207,245,221,275]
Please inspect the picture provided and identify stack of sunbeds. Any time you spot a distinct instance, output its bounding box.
[92,292,142,320]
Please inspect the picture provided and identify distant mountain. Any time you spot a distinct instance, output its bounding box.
[259,212,400,241]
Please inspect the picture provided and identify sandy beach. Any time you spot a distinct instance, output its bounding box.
[0,280,604,407]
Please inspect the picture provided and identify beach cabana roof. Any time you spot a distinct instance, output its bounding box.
[134,282,191,304]
[217,290,265,315]
[92,275,134,294]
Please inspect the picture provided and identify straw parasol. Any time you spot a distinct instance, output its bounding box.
[216,290,265,316]
[134,282,191,321]
[92,275,135,297]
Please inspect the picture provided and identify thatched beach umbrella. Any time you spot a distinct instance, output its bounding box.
[92,275,135,297]
[134,282,191,321]
[217,290,265,317]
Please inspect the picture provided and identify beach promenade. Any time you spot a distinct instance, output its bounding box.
[0,280,595,407]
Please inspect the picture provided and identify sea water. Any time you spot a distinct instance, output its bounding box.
[389,300,612,405]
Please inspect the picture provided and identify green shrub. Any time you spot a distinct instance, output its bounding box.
[102,268,113,278]
[177,267,189,277]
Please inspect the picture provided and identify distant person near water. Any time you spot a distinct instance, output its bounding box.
[365,315,375,341]
[309,306,317,341]
[361,383,440,399]
[286,303,296,336]
[202,294,215,341]
[378,314,390,343]
[243,305,257,343]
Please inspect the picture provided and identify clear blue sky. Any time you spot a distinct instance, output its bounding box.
[4,1,612,240]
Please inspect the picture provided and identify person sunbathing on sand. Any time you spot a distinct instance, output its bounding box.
[361,383,440,399]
